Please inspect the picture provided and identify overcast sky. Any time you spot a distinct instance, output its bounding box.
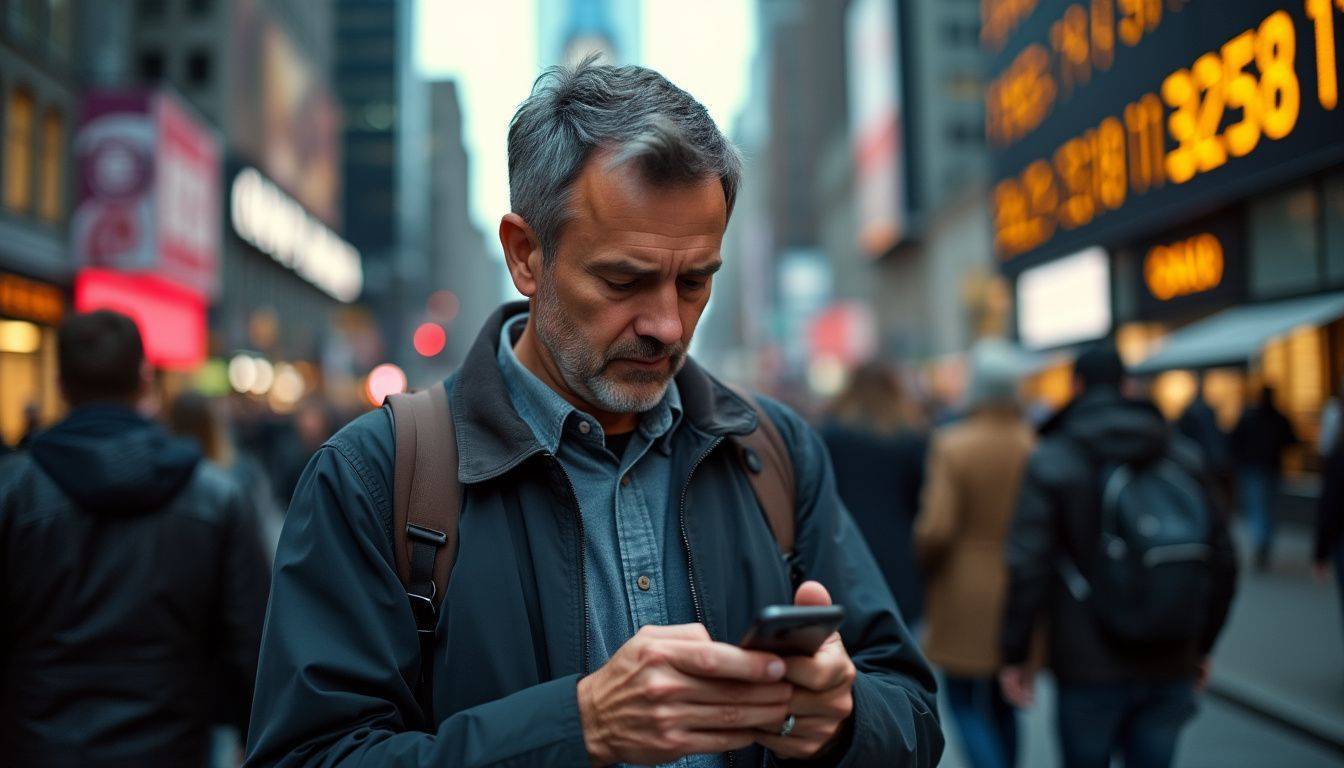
[415,0,758,255]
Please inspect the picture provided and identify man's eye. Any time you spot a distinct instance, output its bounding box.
[679,279,707,291]
[605,279,637,292]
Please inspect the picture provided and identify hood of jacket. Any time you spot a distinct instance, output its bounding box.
[1040,387,1169,466]
[29,404,201,515]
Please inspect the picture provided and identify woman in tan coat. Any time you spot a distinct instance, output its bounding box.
[916,339,1035,768]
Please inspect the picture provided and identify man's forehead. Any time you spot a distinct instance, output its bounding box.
[572,155,727,239]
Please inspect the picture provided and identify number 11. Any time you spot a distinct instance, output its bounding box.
[1307,0,1344,109]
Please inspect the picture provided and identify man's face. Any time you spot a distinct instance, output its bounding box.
[533,156,726,414]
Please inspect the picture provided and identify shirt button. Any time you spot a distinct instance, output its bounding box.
[621,474,631,487]
[578,421,591,435]
[637,575,652,591]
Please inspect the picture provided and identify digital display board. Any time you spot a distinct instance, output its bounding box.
[985,0,1344,273]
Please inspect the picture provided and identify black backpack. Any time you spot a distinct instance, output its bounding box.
[1059,443,1214,645]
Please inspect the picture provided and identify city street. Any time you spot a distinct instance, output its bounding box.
[938,522,1344,767]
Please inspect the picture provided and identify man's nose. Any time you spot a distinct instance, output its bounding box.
[632,283,683,347]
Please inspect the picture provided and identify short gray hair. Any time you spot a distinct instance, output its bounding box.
[507,57,742,263]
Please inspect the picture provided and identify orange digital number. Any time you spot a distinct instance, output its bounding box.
[1257,10,1300,139]
[1305,0,1343,110]
[1222,30,1262,157]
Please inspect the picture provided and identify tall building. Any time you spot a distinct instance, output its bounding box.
[537,0,642,66]
[424,80,503,378]
[69,0,367,406]
[0,1,76,444]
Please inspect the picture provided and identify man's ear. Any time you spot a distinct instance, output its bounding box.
[500,213,544,297]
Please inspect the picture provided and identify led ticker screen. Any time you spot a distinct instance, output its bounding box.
[986,0,1344,271]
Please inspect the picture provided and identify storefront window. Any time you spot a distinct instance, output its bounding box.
[47,0,70,56]
[38,109,62,222]
[4,88,35,213]
[1249,185,1320,298]
[1326,174,1344,285]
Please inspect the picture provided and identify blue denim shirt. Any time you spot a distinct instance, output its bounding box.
[496,315,723,768]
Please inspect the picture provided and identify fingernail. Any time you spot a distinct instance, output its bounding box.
[767,660,785,679]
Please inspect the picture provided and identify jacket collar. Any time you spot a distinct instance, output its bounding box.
[448,301,758,483]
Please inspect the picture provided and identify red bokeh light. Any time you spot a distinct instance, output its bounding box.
[364,363,407,406]
[413,322,447,357]
[427,290,460,323]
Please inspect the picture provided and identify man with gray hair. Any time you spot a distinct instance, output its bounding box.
[245,60,940,767]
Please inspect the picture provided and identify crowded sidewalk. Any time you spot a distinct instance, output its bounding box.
[938,520,1344,767]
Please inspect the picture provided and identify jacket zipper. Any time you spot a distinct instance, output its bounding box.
[677,436,723,628]
[677,436,741,768]
[546,452,591,675]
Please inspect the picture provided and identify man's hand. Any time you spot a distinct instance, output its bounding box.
[577,623,793,767]
[754,581,857,761]
[999,665,1036,709]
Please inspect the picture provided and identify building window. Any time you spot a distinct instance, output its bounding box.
[1249,184,1321,298]
[1326,174,1344,285]
[48,0,70,55]
[138,50,166,82]
[4,88,36,213]
[38,109,63,222]
[187,50,212,87]
[137,0,167,20]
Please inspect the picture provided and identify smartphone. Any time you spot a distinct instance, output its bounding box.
[739,605,845,656]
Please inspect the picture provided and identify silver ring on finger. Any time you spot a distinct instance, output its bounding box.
[779,714,796,737]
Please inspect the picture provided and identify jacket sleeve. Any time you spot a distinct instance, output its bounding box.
[999,449,1056,666]
[760,399,943,768]
[243,429,590,767]
[220,478,273,737]
[1200,490,1239,655]
[913,433,958,572]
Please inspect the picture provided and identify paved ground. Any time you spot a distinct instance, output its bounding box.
[937,522,1344,767]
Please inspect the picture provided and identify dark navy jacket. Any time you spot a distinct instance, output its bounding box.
[245,303,942,767]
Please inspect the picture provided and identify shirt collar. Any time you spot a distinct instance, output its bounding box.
[496,313,683,455]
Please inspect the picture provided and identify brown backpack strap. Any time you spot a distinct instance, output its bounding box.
[387,383,460,619]
[726,385,796,557]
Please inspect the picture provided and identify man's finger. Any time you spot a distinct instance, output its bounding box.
[793,580,832,607]
[671,702,793,730]
[640,623,712,641]
[662,640,787,682]
[673,674,795,705]
[783,640,849,691]
[672,729,760,756]
[781,686,852,719]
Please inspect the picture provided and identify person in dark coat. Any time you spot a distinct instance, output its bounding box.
[820,361,927,624]
[1315,422,1344,650]
[0,310,272,767]
[1230,386,1299,569]
[244,60,941,768]
[999,343,1238,768]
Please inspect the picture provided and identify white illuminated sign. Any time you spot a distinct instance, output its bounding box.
[229,167,362,302]
[1016,246,1112,350]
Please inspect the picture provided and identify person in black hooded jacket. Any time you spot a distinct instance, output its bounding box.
[997,343,1237,768]
[0,310,271,767]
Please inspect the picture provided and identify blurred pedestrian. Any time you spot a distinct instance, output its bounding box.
[14,401,42,449]
[1315,415,1344,650]
[0,310,271,767]
[1176,385,1232,508]
[245,60,940,767]
[820,361,927,623]
[268,397,334,509]
[999,342,1238,768]
[168,391,284,558]
[915,340,1034,768]
[1230,386,1299,570]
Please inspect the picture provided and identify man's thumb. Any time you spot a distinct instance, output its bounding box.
[794,580,832,607]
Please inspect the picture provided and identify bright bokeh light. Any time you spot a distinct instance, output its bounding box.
[365,363,408,406]
[227,354,257,394]
[427,290,460,323]
[250,358,276,395]
[271,363,306,405]
[413,322,447,357]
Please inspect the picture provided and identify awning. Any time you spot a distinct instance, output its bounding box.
[1132,291,1344,374]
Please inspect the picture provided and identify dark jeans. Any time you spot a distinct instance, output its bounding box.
[1056,680,1197,768]
[1238,468,1279,556]
[944,676,1017,768]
